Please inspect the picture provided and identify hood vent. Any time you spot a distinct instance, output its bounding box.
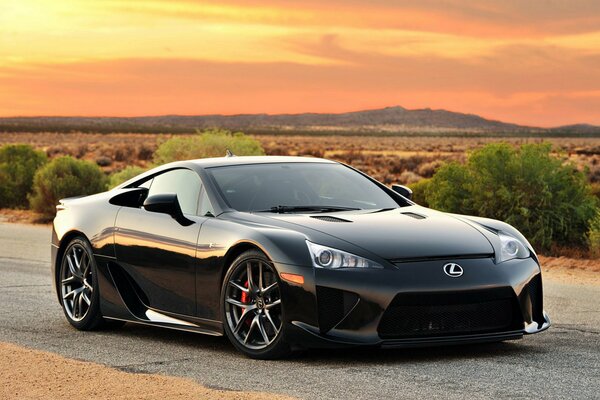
[310,216,352,223]
[401,212,426,220]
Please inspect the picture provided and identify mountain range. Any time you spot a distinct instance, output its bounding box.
[1,106,598,136]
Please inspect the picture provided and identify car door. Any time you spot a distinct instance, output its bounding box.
[114,168,207,317]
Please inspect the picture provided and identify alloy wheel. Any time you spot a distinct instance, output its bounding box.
[61,243,94,322]
[224,259,282,350]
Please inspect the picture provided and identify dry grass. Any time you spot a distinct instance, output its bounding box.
[1,132,598,185]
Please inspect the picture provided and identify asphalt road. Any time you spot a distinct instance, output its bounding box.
[1,222,599,399]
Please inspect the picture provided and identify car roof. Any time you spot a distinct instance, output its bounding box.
[188,155,336,168]
[114,156,338,191]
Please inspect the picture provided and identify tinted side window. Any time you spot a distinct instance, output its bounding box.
[148,169,201,215]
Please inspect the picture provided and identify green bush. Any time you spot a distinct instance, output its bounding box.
[153,129,264,165]
[588,212,600,258]
[0,144,47,208]
[591,183,600,202]
[408,178,431,207]
[109,166,147,189]
[29,156,107,219]
[422,143,598,251]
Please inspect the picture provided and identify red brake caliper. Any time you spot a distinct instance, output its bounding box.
[240,280,253,327]
[240,280,249,304]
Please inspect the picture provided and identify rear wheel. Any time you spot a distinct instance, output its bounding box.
[59,236,123,330]
[221,250,291,359]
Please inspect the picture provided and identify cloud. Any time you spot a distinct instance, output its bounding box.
[108,0,600,37]
[2,55,600,126]
[1,0,600,125]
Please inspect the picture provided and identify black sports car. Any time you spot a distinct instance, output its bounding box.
[51,156,550,358]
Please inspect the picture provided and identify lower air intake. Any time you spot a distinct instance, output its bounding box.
[316,286,359,333]
[378,288,521,339]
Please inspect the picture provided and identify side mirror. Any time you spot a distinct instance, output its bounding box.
[391,184,413,200]
[109,187,148,208]
[143,193,194,226]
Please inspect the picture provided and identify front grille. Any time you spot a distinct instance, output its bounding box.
[378,288,521,339]
[316,286,359,333]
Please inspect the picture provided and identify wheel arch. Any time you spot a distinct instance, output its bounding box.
[220,241,270,287]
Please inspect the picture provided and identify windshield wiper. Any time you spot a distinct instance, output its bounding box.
[259,205,360,214]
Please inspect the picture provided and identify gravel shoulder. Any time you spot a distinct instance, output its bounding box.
[0,341,293,400]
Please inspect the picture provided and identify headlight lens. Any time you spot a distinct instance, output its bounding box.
[306,241,383,269]
[497,232,530,263]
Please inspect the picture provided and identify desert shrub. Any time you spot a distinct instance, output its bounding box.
[109,166,147,188]
[153,129,264,164]
[137,145,155,161]
[398,170,422,184]
[417,160,444,178]
[423,143,598,251]
[0,144,47,208]
[113,146,129,162]
[588,212,600,258]
[266,145,290,156]
[95,156,112,167]
[300,147,325,158]
[409,178,431,207]
[29,156,107,219]
[75,144,89,158]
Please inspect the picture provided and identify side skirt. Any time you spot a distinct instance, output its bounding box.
[95,257,223,336]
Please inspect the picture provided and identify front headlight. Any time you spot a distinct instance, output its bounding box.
[497,232,530,263]
[306,241,383,269]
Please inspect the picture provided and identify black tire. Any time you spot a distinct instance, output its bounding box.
[221,250,291,359]
[58,236,123,330]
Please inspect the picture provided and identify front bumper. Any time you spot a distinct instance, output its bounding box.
[276,256,550,349]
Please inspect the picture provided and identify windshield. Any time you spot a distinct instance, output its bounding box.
[207,162,399,212]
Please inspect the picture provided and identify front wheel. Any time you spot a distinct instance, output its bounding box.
[221,250,291,359]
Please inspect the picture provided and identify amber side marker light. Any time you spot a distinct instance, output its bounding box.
[280,273,304,285]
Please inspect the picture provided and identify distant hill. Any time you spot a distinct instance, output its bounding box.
[1,106,598,137]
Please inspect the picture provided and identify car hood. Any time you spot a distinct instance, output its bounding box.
[236,207,495,261]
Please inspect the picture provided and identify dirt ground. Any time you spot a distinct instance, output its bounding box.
[0,208,50,224]
[539,255,600,286]
[0,341,293,400]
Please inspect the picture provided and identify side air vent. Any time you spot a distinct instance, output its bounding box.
[523,274,544,327]
[401,212,426,220]
[107,262,150,318]
[316,286,359,333]
[310,216,352,223]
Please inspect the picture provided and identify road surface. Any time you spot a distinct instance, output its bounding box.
[0,222,598,399]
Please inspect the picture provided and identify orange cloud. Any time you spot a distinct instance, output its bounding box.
[1,0,599,126]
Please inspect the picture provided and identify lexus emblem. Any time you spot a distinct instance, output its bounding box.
[443,263,463,277]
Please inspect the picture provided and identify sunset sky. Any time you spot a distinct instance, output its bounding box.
[1,0,600,126]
